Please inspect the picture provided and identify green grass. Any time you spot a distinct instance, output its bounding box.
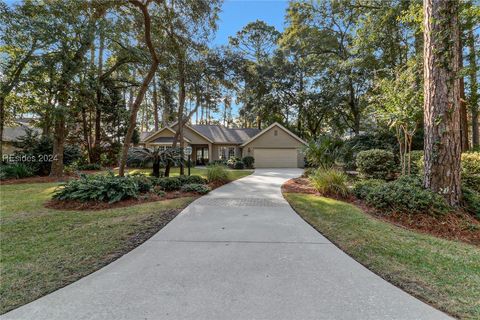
[284,193,480,320]
[0,168,252,314]
[0,182,193,314]
[116,166,253,181]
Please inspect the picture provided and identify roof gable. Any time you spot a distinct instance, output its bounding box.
[240,122,307,147]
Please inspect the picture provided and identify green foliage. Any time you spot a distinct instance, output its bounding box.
[155,177,183,191]
[462,152,480,175]
[462,187,480,217]
[302,167,316,177]
[407,150,424,175]
[206,164,230,183]
[463,173,480,194]
[356,149,396,180]
[304,136,343,169]
[340,132,398,170]
[242,156,255,169]
[180,183,211,194]
[353,179,386,200]
[309,168,349,197]
[53,172,139,204]
[77,163,102,171]
[177,175,207,185]
[365,175,450,215]
[226,157,245,169]
[0,163,34,180]
[130,175,153,193]
[11,129,82,175]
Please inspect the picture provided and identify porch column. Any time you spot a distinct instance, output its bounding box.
[208,143,213,164]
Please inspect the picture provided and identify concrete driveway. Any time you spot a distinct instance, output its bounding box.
[3,169,451,320]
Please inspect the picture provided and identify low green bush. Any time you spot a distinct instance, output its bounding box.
[181,183,211,194]
[242,156,255,169]
[462,187,480,218]
[309,168,349,197]
[77,163,102,171]
[302,167,317,177]
[463,174,480,193]
[0,163,35,180]
[356,149,396,180]
[53,172,138,203]
[353,179,386,200]
[130,175,153,193]
[407,150,424,175]
[207,164,229,183]
[156,177,182,191]
[365,175,450,215]
[462,152,480,175]
[233,161,245,169]
[177,175,206,185]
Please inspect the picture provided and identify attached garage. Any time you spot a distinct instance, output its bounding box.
[241,123,307,168]
[254,148,298,168]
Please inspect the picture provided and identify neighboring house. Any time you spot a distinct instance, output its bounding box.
[1,119,42,156]
[141,122,306,168]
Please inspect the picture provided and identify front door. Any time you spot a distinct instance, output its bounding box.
[196,147,209,165]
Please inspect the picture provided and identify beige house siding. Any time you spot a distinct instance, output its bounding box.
[242,125,305,168]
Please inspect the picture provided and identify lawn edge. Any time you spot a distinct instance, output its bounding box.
[282,191,460,320]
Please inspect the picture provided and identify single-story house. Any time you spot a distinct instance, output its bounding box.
[1,119,42,156]
[141,122,306,168]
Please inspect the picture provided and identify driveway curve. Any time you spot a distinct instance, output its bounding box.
[3,169,451,320]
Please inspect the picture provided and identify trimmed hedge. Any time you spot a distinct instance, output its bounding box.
[181,183,210,194]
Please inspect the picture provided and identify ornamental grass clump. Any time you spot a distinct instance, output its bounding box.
[309,168,349,198]
[207,164,230,183]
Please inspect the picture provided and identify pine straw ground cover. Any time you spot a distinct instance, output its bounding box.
[283,178,480,319]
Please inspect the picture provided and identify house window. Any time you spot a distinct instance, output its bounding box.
[218,146,236,160]
[274,129,278,136]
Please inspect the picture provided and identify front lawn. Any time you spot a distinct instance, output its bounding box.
[284,193,480,320]
[117,166,253,181]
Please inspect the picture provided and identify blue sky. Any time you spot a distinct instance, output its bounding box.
[212,0,288,46]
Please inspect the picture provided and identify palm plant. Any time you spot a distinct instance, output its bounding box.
[127,147,181,177]
[304,135,343,169]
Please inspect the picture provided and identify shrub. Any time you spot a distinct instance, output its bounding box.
[356,149,396,180]
[304,136,343,169]
[365,175,450,215]
[53,172,138,203]
[309,168,349,197]
[462,152,480,175]
[177,175,206,185]
[233,161,245,169]
[130,175,153,193]
[181,183,211,194]
[156,177,182,191]
[353,179,386,200]
[242,156,255,168]
[302,167,316,177]
[407,150,424,175]
[463,174,480,193]
[340,131,399,170]
[207,164,229,183]
[462,187,480,218]
[77,163,102,171]
[211,159,227,166]
[0,163,34,180]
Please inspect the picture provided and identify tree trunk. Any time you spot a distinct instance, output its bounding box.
[93,27,104,163]
[119,0,160,177]
[423,0,462,206]
[152,75,159,131]
[467,27,479,147]
[459,37,469,151]
[50,112,65,177]
[0,97,5,162]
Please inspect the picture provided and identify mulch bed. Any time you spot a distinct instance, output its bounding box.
[45,191,200,211]
[44,180,232,211]
[282,178,480,246]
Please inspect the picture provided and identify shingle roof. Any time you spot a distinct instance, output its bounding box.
[2,123,42,142]
[190,125,261,144]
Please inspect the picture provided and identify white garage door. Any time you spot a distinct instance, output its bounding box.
[254,148,298,168]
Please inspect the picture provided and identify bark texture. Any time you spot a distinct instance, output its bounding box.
[423,0,462,206]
